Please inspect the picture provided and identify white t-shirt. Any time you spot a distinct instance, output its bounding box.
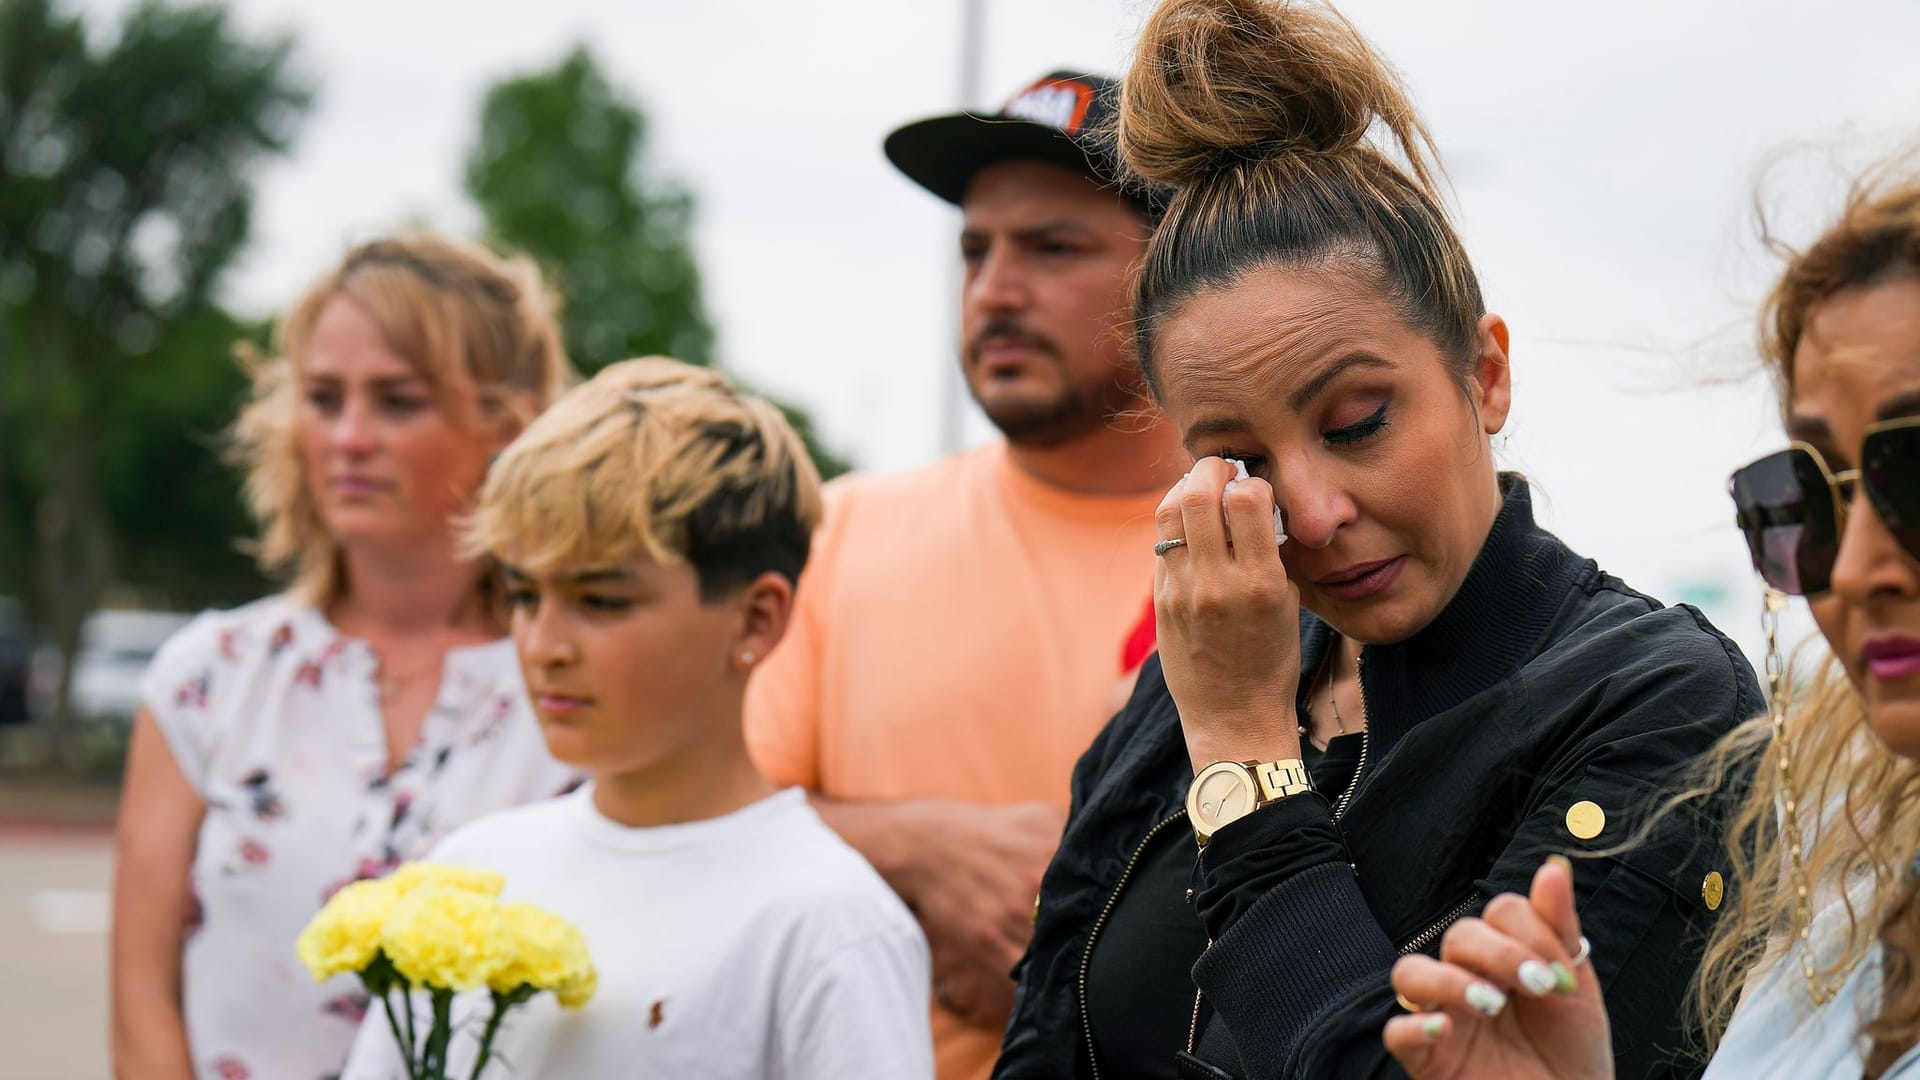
[340,785,934,1080]
[139,595,578,1080]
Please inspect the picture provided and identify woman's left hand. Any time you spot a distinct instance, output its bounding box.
[1154,456,1303,771]
[1383,857,1614,1080]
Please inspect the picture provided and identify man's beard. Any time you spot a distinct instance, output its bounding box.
[978,384,1112,448]
[967,319,1124,448]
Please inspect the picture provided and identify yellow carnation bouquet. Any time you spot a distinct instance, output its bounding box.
[296,863,596,1079]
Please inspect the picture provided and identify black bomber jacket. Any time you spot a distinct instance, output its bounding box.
[994,478,1764,1080]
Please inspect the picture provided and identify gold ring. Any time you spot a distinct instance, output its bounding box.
[1395,991,1426,1013]
[1154,537,1188,556]
[1568,935,1592,968]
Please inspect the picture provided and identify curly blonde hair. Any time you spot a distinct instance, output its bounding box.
[1688,165,1920,1076]
[229,234,574,607]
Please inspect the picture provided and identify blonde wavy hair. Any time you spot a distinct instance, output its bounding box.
[1686,165,1920,1076]
[230,234,574,607]
[468,357,823,601]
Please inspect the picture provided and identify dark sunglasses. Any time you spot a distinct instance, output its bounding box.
[1729,417,1920,596]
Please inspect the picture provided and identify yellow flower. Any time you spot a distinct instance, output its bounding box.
[553,965,598,1010]
[380,885,506,992]
[386,862,506,900]
[296,877,399,981]
[490,902,598,1010]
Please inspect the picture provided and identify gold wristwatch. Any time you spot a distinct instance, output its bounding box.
[1186,758,1312,846]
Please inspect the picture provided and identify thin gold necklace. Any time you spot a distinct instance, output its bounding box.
[1299,641,1354,751]
[372,649,444,704]
[1327,657,1353,737]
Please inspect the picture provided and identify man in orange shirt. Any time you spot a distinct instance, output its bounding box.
[746,72,1185,1080]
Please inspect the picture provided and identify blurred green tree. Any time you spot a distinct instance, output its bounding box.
[0,0,306,764]
[465,47,847,476]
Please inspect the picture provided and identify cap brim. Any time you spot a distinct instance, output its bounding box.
[883,112,1106,207]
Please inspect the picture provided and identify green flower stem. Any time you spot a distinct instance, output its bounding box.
[403,982,420,1078]
[378,988,412,1069]
[424,988,455,1079]
[466,990,512,1080]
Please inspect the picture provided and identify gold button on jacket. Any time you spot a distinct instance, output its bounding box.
[1702,871,1725,911]
[1565,800,1606,840]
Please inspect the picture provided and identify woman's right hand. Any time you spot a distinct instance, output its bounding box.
[1154,457,1305,771]
[1383,856,1615,1080]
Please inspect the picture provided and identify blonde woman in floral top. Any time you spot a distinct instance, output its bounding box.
[111,235,580,1080]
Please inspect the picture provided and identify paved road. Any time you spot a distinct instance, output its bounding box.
[0,828,111,1079]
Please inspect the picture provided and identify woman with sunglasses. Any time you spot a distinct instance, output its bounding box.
[992,2,1765,1078]
[1383,170,1920,1078]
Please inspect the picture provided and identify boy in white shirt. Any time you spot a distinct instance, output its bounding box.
[342,358,933,1079]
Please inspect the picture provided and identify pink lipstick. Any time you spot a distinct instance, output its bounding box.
[1315,556,1406,602]
[1863,636,1920,683]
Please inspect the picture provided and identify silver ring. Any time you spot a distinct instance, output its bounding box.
[1568,935,1592,968]
[1154,537,1188,556]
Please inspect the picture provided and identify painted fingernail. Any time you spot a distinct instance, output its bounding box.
[1465,981,1508,1017]
[1546,854,1571,872]
[1518,960,1557,997]
[1421,1014,1447,1039]
[1550,962,1577,994]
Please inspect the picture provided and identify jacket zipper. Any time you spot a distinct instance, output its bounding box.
[1080,809,1189,1080]
[1332,651,1371,821]
[1186,652,1375,1058]
[1178,895,1476,1063]
[1336,651,1478,956]
[1397,894,1478,955]
[1187,941,1210,1054]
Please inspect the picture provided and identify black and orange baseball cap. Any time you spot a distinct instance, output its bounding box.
[883,71,1164,213]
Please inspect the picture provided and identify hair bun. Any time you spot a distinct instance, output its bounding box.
[1118,0,1434,191]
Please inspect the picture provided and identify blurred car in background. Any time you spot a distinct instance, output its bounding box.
[0,599,33,727]
[67,610,194,729]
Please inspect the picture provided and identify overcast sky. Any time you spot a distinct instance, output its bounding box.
[77,0,1920,665]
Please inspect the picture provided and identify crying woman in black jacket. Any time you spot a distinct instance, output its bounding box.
[992,2,1763,1079]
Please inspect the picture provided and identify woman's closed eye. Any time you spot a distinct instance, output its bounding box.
[1325,400,1390,447]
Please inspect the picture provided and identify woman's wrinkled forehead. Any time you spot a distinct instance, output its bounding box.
[1152,267,1417,413]
[1789,279,1920,442]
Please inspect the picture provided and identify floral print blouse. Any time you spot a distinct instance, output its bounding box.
[139,595,578,1080]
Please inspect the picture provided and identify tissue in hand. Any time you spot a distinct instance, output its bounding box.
[1221,459,1287,546]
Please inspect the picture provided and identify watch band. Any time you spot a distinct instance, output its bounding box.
[1251,758,1312,802]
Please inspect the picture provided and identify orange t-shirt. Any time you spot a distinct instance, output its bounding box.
[746,440,1163,1080]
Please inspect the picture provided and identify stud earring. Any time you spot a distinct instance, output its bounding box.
[740,650,756,666]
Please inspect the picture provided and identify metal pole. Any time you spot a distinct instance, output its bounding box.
[938,0,987,454]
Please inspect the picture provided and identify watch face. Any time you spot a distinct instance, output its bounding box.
[1193,767,1255,828]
